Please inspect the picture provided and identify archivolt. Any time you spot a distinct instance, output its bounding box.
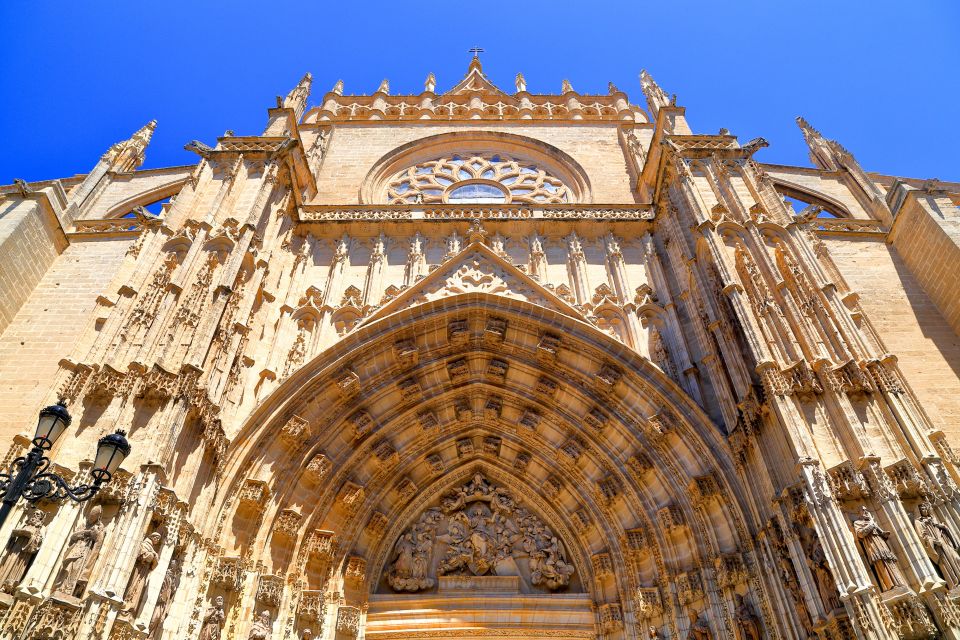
[208,293,759,627]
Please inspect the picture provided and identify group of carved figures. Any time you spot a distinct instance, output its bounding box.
[2,493,960,638]
[386,473,575,592]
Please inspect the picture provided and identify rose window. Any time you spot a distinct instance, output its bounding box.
[386,153,571,205]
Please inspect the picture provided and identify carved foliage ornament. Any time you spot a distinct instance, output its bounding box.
[383,473,576,593]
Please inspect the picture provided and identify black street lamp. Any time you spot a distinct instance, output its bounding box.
[0,401,131,529]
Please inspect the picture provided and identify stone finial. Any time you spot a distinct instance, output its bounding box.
[102,120,157,172]
[561,79,574,94]
[638,69,670,117]
[332,79,344,96]
[515,72,527,93]
[282,72,313,119]
[796,116,846,171]
[377,79,390,95]
[608,81,620,94]
[424,73,436,93]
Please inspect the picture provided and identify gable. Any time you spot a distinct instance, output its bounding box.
[360,242,588,326]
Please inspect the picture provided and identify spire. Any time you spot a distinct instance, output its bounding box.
[102,120,156,172]
[376,79,390,95]
[796,116,844,171]
[281,72,312,120]
[331,79,344,96]
[424,72,436,93]
[639,70,670,117]
[515,73,527,93]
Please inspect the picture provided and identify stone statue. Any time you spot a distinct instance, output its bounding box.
[648,626,659,640]
[914,502,960,588]
[688,611,712,640]
[148,556,181,639]
[853,506,906,591]
[735,594,762,640]
[0,508,45,592]
[806,534,841,612]
[248,610,272,639]
[198,596,226,640]
[54,505,105,598]
[300,630,313,640]
[124,531,162,615]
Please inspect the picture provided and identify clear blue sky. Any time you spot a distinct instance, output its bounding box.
[1,1,958,185]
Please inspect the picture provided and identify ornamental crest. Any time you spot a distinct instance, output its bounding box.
[382,473,577,593]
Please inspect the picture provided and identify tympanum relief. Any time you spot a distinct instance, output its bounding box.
[382,473,578,593]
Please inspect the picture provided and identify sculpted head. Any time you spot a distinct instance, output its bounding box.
[919,502,932,517]
[87,505,103,525]
[214,595,224,607]
[148,532,162,546]
[27,509,45,526]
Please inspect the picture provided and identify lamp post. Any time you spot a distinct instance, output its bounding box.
[0,401,131,530]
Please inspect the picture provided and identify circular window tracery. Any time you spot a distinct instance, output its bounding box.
[386,153,571,205]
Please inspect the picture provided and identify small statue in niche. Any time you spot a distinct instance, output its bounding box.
[648,626,659,640]
[805,534,842,612]
[300,630,313,640]
[54,505,105,598]
[735,594,762,640]
[248,610,272,640]
[0,508,45,592]
[853,506,906,591]
[149,556,181,639]
[198,596,226,640]
[688,611,712,640]
[124,531,162,616]
[914,501,960,589]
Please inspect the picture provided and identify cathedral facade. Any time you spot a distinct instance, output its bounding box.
[0,58,959,640]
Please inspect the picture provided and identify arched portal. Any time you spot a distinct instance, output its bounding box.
[208,293,772,640]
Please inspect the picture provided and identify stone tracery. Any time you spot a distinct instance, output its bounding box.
[386,153,571,205]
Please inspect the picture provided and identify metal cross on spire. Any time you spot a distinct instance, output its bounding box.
[469,46,484,59]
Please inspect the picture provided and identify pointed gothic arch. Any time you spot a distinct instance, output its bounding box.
[203,290,772,640]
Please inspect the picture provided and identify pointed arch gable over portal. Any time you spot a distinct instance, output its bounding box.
[208,293,771,640]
